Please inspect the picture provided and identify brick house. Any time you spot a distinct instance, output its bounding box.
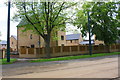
[10,35,18,51]
[94,35,104,45]
[17,27,66,50]
[66,34,83,46]
[0,37,18,51]
[80,35,104,45]
[0,40,7,49]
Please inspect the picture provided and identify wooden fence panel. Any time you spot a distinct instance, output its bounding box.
[20,48,26,54]
[50,47,53,54]
[71,46,78,52]
[86,46,89,51]
[63,46,70,52]
[19,44,120,58]
[36,48,43,54]
[54,46,61,53]
[99,45,104,50]
[111,45,116,50]
[28,48,34,54]
[116,44,120,49]
[79,46,86,51]
[0,49,2,58]
[94,45,99,50]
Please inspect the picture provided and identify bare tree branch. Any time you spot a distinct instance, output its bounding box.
[22,2,45,38]
[53,2,65,22]
[31,2,45,36]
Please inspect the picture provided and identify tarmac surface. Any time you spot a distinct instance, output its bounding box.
[2,55,119,78]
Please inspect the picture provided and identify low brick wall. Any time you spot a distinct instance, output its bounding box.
[19,44,120,58]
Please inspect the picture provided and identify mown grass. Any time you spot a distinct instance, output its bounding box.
[30,52,120,63]
[0,58,17,65]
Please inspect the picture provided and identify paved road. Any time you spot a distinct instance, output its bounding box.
[2,55,119,78]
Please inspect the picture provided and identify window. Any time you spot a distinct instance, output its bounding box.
[2,44,6,46]
[31,44,35,48]
[30,34,32,39]
[61,44,64,46]
[61,36,64,40]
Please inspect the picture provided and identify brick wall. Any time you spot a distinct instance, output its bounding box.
[10,36,17,51]
[66,34,83,46]
[18,28,66,50]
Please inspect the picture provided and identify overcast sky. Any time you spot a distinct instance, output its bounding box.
[0,0,19,41]
[0,0,81,41]
[0,0,94,41]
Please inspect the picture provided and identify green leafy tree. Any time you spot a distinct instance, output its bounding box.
[74,2,120,45]
[74,2,95,37]
[13,1,76,58]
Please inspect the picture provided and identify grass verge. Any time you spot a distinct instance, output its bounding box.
[30,52,120,63]
[0,58,17,65]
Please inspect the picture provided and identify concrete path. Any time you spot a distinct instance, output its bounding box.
[2,55,119,78]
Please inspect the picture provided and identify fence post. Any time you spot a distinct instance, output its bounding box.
[2,49,6,59]
[34,48,38,57]
[34,48,36,55]
[61,46,63,53]
[26,48,29,54]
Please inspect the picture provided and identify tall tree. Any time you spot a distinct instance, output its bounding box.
[74,2,95,37]
[13,1,76,58]
[74,2,120,45]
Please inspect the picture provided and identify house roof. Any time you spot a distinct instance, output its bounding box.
[80,41,94,45]
[0,40,7,45]
[66,34,81,40]
[17,18,40,27]
[17,19,30,27]
[11,35,17,40]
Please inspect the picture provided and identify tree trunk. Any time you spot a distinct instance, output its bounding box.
[44,35,51,58]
